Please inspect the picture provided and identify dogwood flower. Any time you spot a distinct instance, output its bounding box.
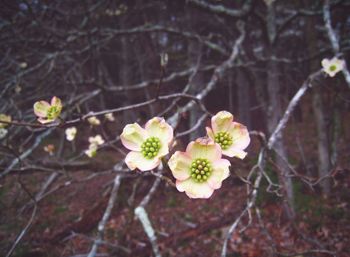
[321,57,345,77]
[85,144,98,158]
[0,128,8,139]
[206,111,250,159]
[65,127,77,141]
[84,135,104,158]
[0,114,11,128]
[89,135,105,145]
[44,144,55,155]
[120,117,173,171]
[105,113,115,122]
[168,137,230,199]
[33,96,62,124]
[88,116,101,126]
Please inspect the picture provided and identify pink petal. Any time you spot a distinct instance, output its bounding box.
[176,179,214,199]
[145,117,174,144]
[211,111,234,134]
[38,117,55,124]
[186,137,222,162]
[222,147,247,159]
[33,101,50,118]
[120,123,148,151]
[206,127,215,140]
[125,151,161,171]
[50,96,62,108]
[228,122,250,150]
[207,159,230,189]
[168,151,191,180]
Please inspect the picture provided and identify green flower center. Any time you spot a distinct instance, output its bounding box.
[214,131,232,150]
[190,158,212,183]
[329,65,337,72]
[141,137,161,159]
[47,106,61,120]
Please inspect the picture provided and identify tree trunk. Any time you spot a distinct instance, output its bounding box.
[312,88,331,194]
[266,3,295,218]
[304,7,332,195]
[266,55,295,219]
[237,68,251,128]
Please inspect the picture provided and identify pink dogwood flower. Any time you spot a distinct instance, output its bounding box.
[206,111,250,159]
[33,96,62,124]
[168,137,230,199]
[121,117,173,171]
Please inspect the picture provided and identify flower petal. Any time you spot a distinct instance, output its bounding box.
[186,137,221,162]
[321,58,330,69]
[145,117,173,144]
[125,151,161,171]
[168,151,191,180]
[222,147,247,159]
[0,114,11,128]
[51,96,62,108]
[206,127,215,140]
[211,111,234,133]
[33,101,50,118]
[176,179,214,199]
[37,117,55,124]
[157,142,169,157]
[207,159,230,189]
[228,122,250,149]
[120,123,148,151]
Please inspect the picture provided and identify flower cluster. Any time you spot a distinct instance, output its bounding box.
[120,111,250,199]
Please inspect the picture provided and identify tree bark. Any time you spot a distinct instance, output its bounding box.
[304,7,331,195]
[266,3,295,218]
[237,68,251,128]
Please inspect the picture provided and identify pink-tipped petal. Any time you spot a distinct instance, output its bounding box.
[207,159,230,189]
[176,179,214,199]
[38,117,55,124]
[125,151,161,171]
[50,96,62,108]
[168,151,191,180]
[186,137,222,162]
[33,101,50,118]
[145,117,173,144]
[157,142,169,158]
[206,127,215,140]
[211,111,234,133]
[222,147,247,159]
[120,123,148,151]
[228,122,250,150]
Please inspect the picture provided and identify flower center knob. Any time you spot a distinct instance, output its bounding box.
[141,137,161,159]
[214,131,232,150]
[190,158,212,183]
[47,106,60,119]
[329,65,337,72]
